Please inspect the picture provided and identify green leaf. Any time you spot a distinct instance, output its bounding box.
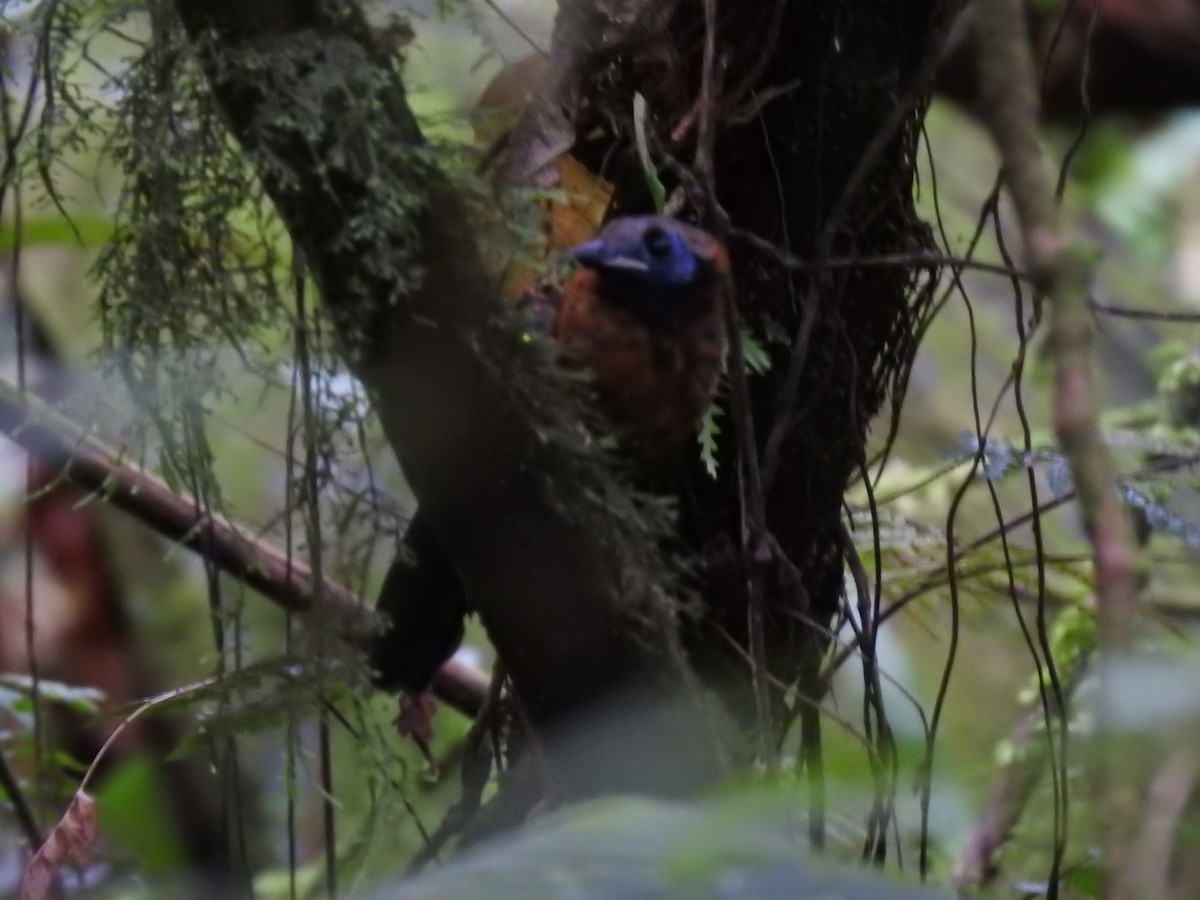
[0,675,105,714]
[699,406,723,478]
[738,328,772,375]
[0,215,114,250]
[95,758,187,872]
[1060,858,1105,898]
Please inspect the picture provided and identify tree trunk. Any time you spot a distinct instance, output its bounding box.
[171,0,951,797]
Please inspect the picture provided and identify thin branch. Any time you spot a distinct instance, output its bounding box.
[0,742,43,849]
[952,658,1087,890]
[976,0,1141,895]
[694,0,776,773]
[728,230,1035,283]
[1089,301,1200,323]
[1127,747,1200,899]
[0,379,489,716]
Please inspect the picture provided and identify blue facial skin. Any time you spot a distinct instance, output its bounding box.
[570,225,699,288]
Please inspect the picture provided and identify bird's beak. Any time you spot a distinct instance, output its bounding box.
[569,240,650,273]
[568,238,606,266]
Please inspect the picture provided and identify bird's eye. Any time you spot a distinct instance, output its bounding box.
[642,226,674,260]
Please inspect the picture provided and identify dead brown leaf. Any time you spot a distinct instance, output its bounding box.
[21,791,98,900]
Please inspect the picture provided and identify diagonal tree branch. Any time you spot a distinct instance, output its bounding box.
[0,379,488,715]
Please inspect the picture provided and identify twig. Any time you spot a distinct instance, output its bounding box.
[0,379,489,716]
[77,679,217,796]
[1089,301,1200,323]
[693,0,777,770]
[1126,747,1199,899]
[840,521,896,861]
[727,237,1034,282]
[953,658,1087,890]
[406,663,508,873]
[975,0,1141,895]
[0,743,43,849]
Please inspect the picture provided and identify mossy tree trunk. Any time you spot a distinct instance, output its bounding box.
[170,0,951,803]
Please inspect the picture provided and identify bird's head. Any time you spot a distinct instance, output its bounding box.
[568,216,728,314]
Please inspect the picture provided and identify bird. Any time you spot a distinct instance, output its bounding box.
[531,214,730,456]
[370,215,729,696]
